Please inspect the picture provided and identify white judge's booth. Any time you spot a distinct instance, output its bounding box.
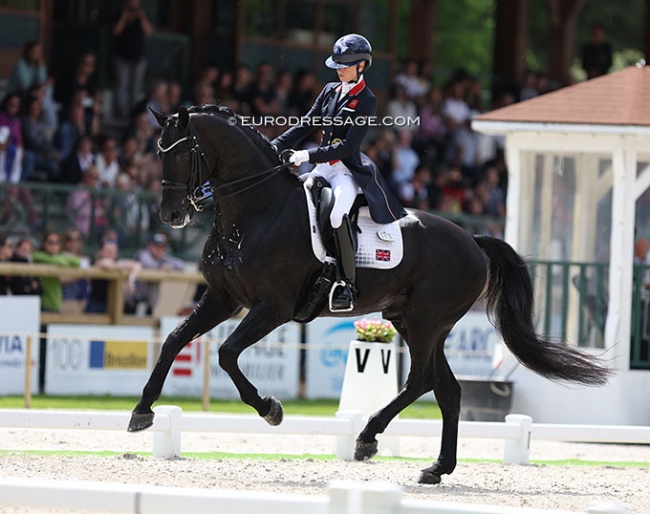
[473,65,650,425]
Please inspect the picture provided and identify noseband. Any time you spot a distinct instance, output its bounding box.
[158,118,291,209]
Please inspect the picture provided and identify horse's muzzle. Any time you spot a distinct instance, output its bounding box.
[160,208,192,228]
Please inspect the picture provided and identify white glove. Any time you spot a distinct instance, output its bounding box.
[289,150,310,166]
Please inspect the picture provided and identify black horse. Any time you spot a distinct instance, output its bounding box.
[128,105,611,484]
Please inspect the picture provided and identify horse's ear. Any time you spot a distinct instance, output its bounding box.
[149,107,168,128]
[178,106,190,129]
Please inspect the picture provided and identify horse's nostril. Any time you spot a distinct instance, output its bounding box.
[170,211,180,222]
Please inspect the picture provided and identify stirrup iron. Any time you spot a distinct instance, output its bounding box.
[329,280,355,312]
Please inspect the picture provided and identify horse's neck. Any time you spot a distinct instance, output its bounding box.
[213,168,300,230]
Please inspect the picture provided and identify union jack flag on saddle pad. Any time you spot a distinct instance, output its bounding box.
[376,249,391,261]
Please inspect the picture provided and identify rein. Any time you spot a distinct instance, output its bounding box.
[158,119,290,209]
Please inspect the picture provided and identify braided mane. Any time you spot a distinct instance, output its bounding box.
[187,104,279,162]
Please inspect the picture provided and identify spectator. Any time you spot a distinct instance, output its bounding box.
[128,233,184,315]
[167,80,184,113]
[192,80,216,107]
[518,70,539,102]
[54,50,98,126]
[372,129,396,186]
[0,93,24,184]
[58,134,95,185]
[65,166,107,238]
[287,69,317,116]
[215,70,235,109]
[231,64,253,114]
[274,68,293,116]
[250,61,278,117]
[21,96,60,182]
[139,80,170,128]
[130,111,156,155]
[581,22,613,79]
[479,165,506,218]
[53,102,99,161]
[0,233,12,295]
[60,227,90,312]
[112,0,154,119]
[7,41,47,97]
[416,60,433,101]
[110,172,149,243]
[394,59,429,100]
[391,130,420,194]
[95,135,120,188]
[197,65,219,88]
[32,231,81,312]
[9,237,43,297]
[414,86,447,166]
[385,83,418,134]
[85,237,140,314]
[399,165,432,210]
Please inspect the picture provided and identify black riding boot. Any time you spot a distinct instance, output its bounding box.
[330,215,356,312]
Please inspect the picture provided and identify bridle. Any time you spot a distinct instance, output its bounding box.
[158,121,211,211]
[158,118,290,210]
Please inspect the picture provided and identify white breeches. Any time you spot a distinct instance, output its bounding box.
[300,161,361,228]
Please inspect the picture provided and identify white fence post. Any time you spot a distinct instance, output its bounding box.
[153,405,182,459]
[335,410,364,461]
[503,414,532,465]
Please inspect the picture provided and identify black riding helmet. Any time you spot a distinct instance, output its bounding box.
[325,34,373,70]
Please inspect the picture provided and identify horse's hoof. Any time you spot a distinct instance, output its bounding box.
[354,440,378,461]
[262,396,284,426]
[418,467,442,485]
[127,411,154,432]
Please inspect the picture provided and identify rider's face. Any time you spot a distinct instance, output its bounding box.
[336,63,363,83]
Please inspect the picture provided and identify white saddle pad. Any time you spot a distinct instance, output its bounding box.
[304,183,404,269]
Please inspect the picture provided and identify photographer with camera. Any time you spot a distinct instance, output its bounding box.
[112,0,154,119]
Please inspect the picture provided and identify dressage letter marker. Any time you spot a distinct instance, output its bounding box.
[338,340,400,456]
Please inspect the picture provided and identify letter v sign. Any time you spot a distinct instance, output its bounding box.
[355,348,370,372]
[381,348,391,373]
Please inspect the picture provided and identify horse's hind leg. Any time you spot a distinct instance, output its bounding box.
[217,301,290,424]
[128,292,237,432]
[419,339,461,484]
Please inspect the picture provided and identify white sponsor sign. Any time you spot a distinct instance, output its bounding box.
[304,313,386,399]
[45,325,155,396]
[0,297,40,395]
[160,317,301,399]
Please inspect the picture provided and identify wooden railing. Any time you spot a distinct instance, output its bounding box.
[0,262,205,326]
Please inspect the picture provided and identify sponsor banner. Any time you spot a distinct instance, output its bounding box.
[160,317,301,399]
[45,325,154,395]
[0,297,40,395]
[304,313,385,399]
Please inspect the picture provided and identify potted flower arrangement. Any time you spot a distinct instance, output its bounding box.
[353,318,397,343]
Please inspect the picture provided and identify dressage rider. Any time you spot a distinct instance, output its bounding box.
[272,34,407,312]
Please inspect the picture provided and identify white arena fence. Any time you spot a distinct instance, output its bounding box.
[0,477,628,514]
[1,407,650,465]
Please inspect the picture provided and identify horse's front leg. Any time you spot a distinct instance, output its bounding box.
[217,301,290,425]
[128,292,238,432]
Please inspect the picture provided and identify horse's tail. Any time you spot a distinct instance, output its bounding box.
[473,235,611,386]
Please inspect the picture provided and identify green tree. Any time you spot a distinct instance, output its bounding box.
[433,0,495,85]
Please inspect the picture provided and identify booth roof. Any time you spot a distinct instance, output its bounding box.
[476,65,650,127]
